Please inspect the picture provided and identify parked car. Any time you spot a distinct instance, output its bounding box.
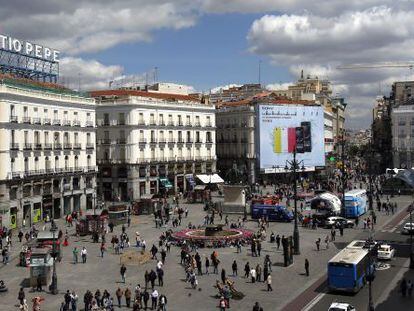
[325,217,355,229]
[328,302,356,311]
[402,222,414,235]
[377,244,395,260]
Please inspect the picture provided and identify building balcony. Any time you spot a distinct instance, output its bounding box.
[73,143,82,149]
[23,143,32,150]
[167,121,174,126]
[158,139,167,145]
[63,119,71,126]
[138,120,146,126]
[159,121,166,126]
[22,117,31,124]
[186,122,192,127]
[8,172,21,179]
[43,118,51,125]
[73,166,83,172]
[34,143,42,150]
[64,143,72,150]
[10,115,18,123]
[102,121,110,126]
[87,166,97,172]
[117,139,127,144]
[149,121,157,126]
[54,143,62,150]
[85,120,94,127]
[10,143,19,150]
[45,168,55,174]
[73,120,81,127]
[206,140,213,145]
[117,120,126,126]
[186,140,193,145]
[167,141,175,147]
[53,119,61,126]
[149,139,157,145]
[44,143,53,150]
[177,139,185,145]
[33,117,41,125]
[139,138,147,145]
[205,122,213,127]
[195,140,203,145]
[194,122,201,127]
[100,139,111,145]
[86,143,94,149]
[178,121,184,126]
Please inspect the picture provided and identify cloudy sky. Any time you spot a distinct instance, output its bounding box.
[1,0,414,128]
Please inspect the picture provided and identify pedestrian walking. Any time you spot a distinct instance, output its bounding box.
[100,242,106,258]
[325,235,330,249]
[315,238,321,251]
[159,294,167,311]
[305,259,310,276]
[256,264,262,282]
[120,264,127,283]
[18,287,25,305]
[81,247,87,263]
[143,290,149,310]
[125,287,132,308]
[72,247,79,264]
[244,262,250,278]
[151,289,158,310]
[232,260,238,276]
[221,268,226,284]
[116,288,123,308]
[250,267,257,283]
[276,234,281,250]
[71,291,78,311]
[266,274,273,291]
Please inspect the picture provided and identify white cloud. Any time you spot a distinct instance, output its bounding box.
[266,82,293,90]
[0,1,198,55]
[59,57,123,90]
[247,5,414,128]
[210,84,242,94]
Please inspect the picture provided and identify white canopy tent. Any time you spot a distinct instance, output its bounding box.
[196,174,224,184]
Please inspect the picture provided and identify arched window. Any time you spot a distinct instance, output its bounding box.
[55,156,59,170]
[45,156,50,172]
[87,155,91,168]
[65,155,69,170]
[74,155,79,169]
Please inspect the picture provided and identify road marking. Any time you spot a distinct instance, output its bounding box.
[389,215,409,233]
[302,292,326,311]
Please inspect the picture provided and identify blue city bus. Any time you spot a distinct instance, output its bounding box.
[327,247,375,293]
[344,189,367,218]
[251,204,293,222]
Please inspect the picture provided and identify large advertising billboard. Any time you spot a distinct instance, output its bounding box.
[258,104,325,171]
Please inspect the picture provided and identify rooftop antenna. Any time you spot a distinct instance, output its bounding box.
[154,67,158,84]
[258,60,262,86]
[78,72,81,92]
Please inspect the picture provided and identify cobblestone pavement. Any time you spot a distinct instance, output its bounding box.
[0,193,411,311]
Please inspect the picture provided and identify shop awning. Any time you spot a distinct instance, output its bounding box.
[194,185,207,190]
[185,174,196,186]
[196,174,224,184]
[159,178,173,188]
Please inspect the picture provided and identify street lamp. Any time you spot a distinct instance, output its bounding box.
[284,148,305,255]
[339,135,347,217]
[367,233,374,311]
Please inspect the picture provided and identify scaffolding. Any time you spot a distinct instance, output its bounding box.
[0,48,58,83]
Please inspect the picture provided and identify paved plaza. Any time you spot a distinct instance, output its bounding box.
[0,192,411,311]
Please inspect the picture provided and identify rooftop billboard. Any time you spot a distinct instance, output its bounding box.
[258,104,325,171]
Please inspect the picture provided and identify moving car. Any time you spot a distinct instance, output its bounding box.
[377,244,395,260]
[325,217,355,229]
[402,222,414,235]
[328,302,356,311]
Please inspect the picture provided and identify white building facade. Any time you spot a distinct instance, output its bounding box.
[392,104,414,168]
[93,90,216,201]
[0,79,97,229]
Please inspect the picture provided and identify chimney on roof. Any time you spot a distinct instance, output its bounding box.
[301,69,304,79]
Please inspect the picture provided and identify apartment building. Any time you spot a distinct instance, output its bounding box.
[92,89,216,201]
[391,104,414,168]
[0,78,97,229]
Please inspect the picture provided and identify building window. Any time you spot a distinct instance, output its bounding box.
[45,157,50,171]
[23,106,28,117]
[11,158,15,173]
[87,133,91,145]
[168,131,173,141]
[139,113,144,124]
[206,131,212,143]
[196,131,200,143]
[186,115,191,125]
[24,158,29,172]
[104,113,109,126]
[150,114,155,125]
[118,113,125,125]
[195,116,200,126]
[55,156,59,170]
[65,156,69,170]
[87,155,91,168]
[10,104,15,117]
[151,148,155,159]
[159,114,164,125]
